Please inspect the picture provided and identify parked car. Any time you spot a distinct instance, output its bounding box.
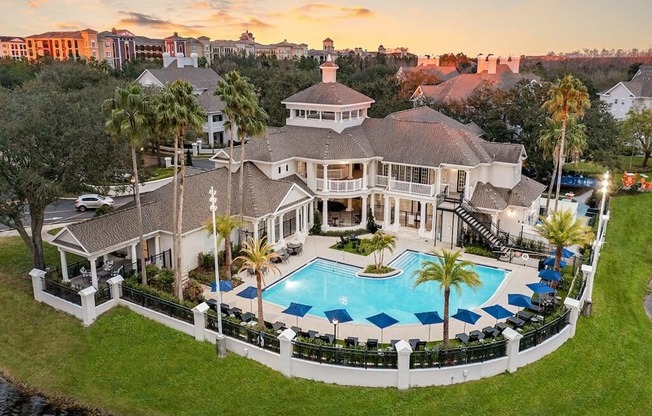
[75,194,114,212]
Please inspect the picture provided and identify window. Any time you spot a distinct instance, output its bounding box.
[278,166,282,174]
[105,51,112,57]
[91,40,96,48]
[286,165,289,172]
[212,114,223,123]
[67,40,71,48]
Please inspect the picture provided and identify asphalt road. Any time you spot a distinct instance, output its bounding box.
[0,195,134,233]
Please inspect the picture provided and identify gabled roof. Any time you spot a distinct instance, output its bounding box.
[282,82,374,106]
[622,67,652,98]
[412,65,540,104]
[386,107,484,136]
[470,176,546,211]
[53,164,312,255]
[0,36,24,42]
[399,65,459,82]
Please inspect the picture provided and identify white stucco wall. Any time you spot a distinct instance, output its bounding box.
[600,84,636,120]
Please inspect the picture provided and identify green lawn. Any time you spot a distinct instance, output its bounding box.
[565,155,652,176]
[329,240,370,256]
[1,194,652,415]
[145,167,175,181]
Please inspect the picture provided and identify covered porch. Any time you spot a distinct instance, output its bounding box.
[318,195,372,230]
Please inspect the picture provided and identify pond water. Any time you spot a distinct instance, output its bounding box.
[0,376,88,415]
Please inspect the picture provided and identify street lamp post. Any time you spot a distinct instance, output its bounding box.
[209,186,227,357]
[333,318,339,343]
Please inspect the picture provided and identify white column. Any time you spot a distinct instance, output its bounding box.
[393,197,401,230]
[131,244,138,263]
[395,340,412,390]
[346,198,353,212]
[361,196,368,226]
[303,204,308,232]
[154,235,161,255]
[431,202,438,240]
[502,327,522,373]
[464,170,471,200]
[192,302,209,341]
[58,249,69,282]
[383,194,390,228]
[89,257,99,289]
[370,193,375,217]
[253,220,260,241]
[278,328,296,377]
[107,276,124,300]
[322,197,329,229]
[79,286,98,327]
[348,164,353,178]
[278,213,285,244]
[323,163,329,192]
[295,207,301,234]
[363,162,369,188]
[564,298,581,338]
[29,268,46,302]
[308,201,314,227]
[419,201,426,234]
[269,216,276,244]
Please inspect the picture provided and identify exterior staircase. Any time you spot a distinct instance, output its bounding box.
[453,204,511,257]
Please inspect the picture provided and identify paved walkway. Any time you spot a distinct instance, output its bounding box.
[205,231,541,343]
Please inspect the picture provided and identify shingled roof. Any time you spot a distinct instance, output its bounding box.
[143,67,225,113]
[470,176,546,211]
[399,66,459,82]
[55,164,312,255]
[387,107,484,136]
[282,82,374,106]
[620,66,652,98]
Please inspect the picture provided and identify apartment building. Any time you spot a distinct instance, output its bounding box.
[25,29,99,61]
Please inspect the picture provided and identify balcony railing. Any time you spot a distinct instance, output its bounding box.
[376,175,389,187]
[316,178,364,193]
[317,167,348,180]
[388,179,436,196]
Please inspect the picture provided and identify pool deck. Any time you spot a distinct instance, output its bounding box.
[208,230,542,343]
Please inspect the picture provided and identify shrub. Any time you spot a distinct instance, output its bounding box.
[183,279,205,304]
[188,268,214,286]
[94,204,113,217]
[309,210,322,235]
[322,228,368,237]
[197,252,215,271]
[363,265,394,274]
[150,268,174,293]
[123,277,196,308]
[464,245,494,258]
[366,208,379,233]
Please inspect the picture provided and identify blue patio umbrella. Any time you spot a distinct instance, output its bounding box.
[282,302,313,327]
[549,248,575,259]
[508,294,533,315]
[366,312,399,343]
[324,309,353,340]
[236,286,259,313]
[538,269,562,282]
[210,280,233,292]
[526,282,556,295]
[481,304,514,325]
[451,308,482,333]
[414,311,444,340]
[543,257,567,268]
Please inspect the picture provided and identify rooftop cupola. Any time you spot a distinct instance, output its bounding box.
[320,54,339,83]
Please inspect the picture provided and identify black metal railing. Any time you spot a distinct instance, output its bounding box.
[45,258,91,281]
[209,316,280,353]
[120,249,173,278]
[410,340,507,369]
[519,310,571,351]
[121,285,193,323]
[292,341,398,368]
[94,286,112,306]
[41,278,81,305]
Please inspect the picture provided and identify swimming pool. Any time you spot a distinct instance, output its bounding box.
[262,250,509,325]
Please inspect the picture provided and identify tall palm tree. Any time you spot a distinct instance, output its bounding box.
[542,75,590,211]
[413,250,482,346]
[359,232,397,271]
[157,81,205,300]
[102,83,149,285]
[204,213,244,280]
[235,237,280,330]
[537,209,593,271]
[539,116,588,214]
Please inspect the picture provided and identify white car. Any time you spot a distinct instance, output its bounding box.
[75,194,114,212]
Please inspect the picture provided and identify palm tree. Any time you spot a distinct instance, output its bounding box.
[413,250,482,346]
[102,83,149,286]
[157,81,205,300]
[359,232,397,272]
[542,75,590,211]
[204,214,244,280]
[235,237,280,330]
[539,116,588,214]
[537,209,594,271]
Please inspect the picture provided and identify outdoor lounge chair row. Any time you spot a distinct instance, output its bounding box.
[456,324,508,344]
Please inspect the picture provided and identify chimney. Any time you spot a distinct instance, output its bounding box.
[434,55,440,66]
[320,54,339,83]
[176,52,185,68]
[476,54,486,73]
[510,55,521,73]
[191,52,198,68]
[487,54,498,74]
[162,52,174,68]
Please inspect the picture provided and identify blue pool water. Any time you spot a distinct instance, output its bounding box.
[262,250,509,325]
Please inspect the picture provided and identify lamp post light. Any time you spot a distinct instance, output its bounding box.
[333,318,339,342]
[209,186,226,357]
[586,171,609,315]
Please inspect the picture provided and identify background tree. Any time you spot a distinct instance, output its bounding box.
[103,83,150,285]
[204,214,244,281]
[413,250,481,347]
[542,75,590,211]
[537,209,594,271]
[157,81,205,300]
[0,65,128,269]
[236,238,280,330]
[621,108,652,167]
[359,232,397,272]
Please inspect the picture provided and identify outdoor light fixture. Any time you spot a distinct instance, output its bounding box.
[333,318,339,341]
[209,186,223,336]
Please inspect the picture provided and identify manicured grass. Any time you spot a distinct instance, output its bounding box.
[47,227,63,236]
[145,167,175,181]
[1,194,652,415]
[329,240,369,256]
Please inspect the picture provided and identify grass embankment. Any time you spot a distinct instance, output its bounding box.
[1,194,652,415]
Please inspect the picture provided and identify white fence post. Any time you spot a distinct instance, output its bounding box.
[502,328,522,373]
[107,276,124,301]
[395,340,412,390]
[79,286,97,327]
[277,328,296,377]
[564,298,581,338]
[29,268,46,302]
[192,302,209,341]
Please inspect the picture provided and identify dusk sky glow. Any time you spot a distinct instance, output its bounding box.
[4,0,652,56]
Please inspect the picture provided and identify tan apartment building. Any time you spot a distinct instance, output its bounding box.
[25,29,98,61]
[0,36,27,59]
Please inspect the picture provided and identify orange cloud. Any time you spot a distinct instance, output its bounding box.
[117,11,205,36]
[54,21,85,30]
[28,0,48,8]
[281,3,374,21]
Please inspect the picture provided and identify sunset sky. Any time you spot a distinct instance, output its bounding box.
[4,0,652,56]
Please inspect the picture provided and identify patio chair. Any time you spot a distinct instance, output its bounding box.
[456,333,470,345]
[365,338,378,350]
[483,326,499,338]
[517,310,534,322]
[495,322,509,334]
[319,334,335,344]
[469,330,485,342]
[242,312,255,323]
[409,338,421,351]
[220,303,230,315]
[345,337,358,348]
[291,326,301,335]
[506,316,526,328]
[272,321,287,332]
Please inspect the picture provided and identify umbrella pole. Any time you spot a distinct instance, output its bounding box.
[428,324,431,341]
[250,299,253,314]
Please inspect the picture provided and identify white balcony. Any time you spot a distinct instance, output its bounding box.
[316,178,364,193]
[376,175,389,187]
[388,179,436,197]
